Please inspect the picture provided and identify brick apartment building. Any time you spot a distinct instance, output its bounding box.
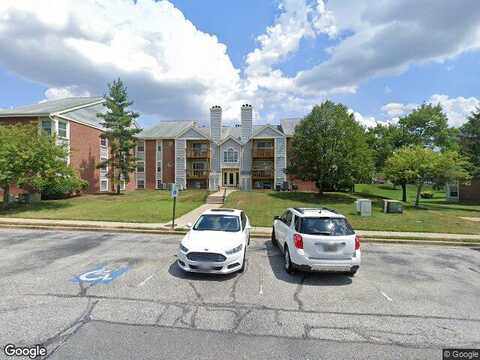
[0,97,317,195]
[0,97,136,195]
[136,104,316,191]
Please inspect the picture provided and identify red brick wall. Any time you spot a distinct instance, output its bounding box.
[286,137,318,192]
[145,140,157,189]
[460,179,480,202]
[70,121,103,193]
[163,139,175,184]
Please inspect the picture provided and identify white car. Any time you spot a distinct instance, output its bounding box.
[177,208,251,274]
[272,208,361,276]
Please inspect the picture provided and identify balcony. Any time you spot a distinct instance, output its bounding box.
[252,147,274,158]
[187,148,210,158]
[252,169,274,179]
[187,169,210,179]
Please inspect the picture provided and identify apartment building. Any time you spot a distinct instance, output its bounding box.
[0,97,136,194]
[136,105,316,191]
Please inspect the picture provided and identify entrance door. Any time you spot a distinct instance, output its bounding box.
[223,170,239,187]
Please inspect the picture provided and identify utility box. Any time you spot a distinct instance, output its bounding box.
[355,199,372,217]
[384,200,403,213]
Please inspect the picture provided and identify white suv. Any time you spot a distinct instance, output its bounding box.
[272,208,361,276]
[177,208,251,274]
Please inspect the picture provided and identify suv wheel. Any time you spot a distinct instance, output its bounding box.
[284,246,294,274]
[238,249,246,273]
[271,228,278,248]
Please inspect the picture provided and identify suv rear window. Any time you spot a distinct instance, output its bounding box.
[297,217,354,236]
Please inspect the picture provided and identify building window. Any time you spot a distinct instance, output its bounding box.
[157,143,162,152]
[157,179,162,189]
[100,180,108,192]
[223,148,238,163]
[41,120,52,136]
[120,180,126,191]
[58,121,67,138]
[100,137,107,147]
[137,143,145,152]
[137,179,145,189]
[193,161,206,170]
[256,141,273,149]
[156,162,162,173]
[136,162,145,173]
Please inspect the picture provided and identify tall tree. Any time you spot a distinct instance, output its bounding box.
[398,103,452,150]
[97,79,142,194]
[366,123,405,171]
[384,146,470,207]
[287,101,374,195]
[459,106,480,176]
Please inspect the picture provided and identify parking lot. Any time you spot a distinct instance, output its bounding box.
[1,228,479,359]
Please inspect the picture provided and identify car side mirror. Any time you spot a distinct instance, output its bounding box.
[186,223,192,229]
[274,216,280,221]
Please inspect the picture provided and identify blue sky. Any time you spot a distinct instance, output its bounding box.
[0,0,479,128]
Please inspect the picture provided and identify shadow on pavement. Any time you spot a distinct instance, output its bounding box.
[168,260,238,282]
[265,238,352,286]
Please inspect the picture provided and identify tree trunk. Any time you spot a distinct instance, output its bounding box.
[116,171,121,195]
[2,184,10,208]
[414,182,423,208]
[401,183,407,202]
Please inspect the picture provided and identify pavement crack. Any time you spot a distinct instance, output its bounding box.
[187,281,204,303]
[229,261,248,303]
[155,305,170,325]
[41,299,99,359]
[293,274,306,311]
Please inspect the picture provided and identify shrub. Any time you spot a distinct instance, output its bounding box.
[41,171,88,200]
[420,191,434,199]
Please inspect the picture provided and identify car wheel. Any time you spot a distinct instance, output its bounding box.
[271,228,278,247]
[346,269,358,277]
[284,246,294,274]
[238,249,246,273]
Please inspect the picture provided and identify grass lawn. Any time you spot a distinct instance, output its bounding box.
[0,190,208,223]
[224,184,480,234]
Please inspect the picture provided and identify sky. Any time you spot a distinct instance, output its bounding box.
[0,0,479,129]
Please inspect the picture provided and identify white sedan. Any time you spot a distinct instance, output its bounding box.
[177,208,251,274]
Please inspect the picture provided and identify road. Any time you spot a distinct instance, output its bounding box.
[0,228,479,359]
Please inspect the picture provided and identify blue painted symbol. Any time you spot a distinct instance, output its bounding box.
[71,264,129,285]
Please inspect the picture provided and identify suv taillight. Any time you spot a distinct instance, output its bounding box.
[293,233,303,249]
[355,235,361,250]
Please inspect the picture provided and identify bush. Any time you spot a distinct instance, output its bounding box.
[41,171,88,200]
[420,191,434,199]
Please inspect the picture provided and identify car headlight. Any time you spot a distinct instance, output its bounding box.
[226,244,243,255]
[180,244,189,253]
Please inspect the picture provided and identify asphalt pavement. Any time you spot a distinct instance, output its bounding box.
[0,228,479,360]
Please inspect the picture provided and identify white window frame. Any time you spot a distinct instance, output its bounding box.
[58,120,68,139]
[223,147,239,163]
[41,119,52,136]
[100,179,108,192]
[136,161,145,173]
[137,179,145,189]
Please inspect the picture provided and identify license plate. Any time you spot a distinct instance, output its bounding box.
[323,243,339,252]
[198,264,214,270]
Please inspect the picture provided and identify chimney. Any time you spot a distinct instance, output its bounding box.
[210,105,222,143]
[241,104,253,143]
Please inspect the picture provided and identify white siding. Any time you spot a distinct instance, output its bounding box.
[175,139,186,189]
[275,137,287,185]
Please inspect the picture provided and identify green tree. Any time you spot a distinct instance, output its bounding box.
[97,79,142,194]
[366,123,405,171]
[459,107,480,176]
[0,124,85,207]
[398,103,452,150]
[287,101,374,195]
[384,146,470,207]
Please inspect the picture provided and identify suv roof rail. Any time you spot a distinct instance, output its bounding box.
[293,207,304,214]
[321,207,338,214]
[210,208,235,212]
[292,207,338,215]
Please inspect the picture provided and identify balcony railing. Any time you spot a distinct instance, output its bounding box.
[187,169,209,178]
[187,148,210,158]
[252,169,274,178]
[252,148,274,158]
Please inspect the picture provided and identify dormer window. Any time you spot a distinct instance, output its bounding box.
[223,148,238,163]
[41,120,52,136]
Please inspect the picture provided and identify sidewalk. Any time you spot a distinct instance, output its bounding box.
[0,217,479,246]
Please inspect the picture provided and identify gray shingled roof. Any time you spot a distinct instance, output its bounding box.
[60,103,106,129]
[280,118,302,136]
[0,97,104,116]
[137,121,195,139]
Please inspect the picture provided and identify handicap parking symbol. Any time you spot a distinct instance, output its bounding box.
[71,264,129,285]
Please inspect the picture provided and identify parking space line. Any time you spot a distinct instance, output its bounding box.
[380,291,393,302]
[137,274,154,287]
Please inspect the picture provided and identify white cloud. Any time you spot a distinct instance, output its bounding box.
[381,95,480,127]
[348,109,378,128]
[44,86,91,101]
[0,0,243,123]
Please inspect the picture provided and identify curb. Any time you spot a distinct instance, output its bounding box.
[1,223,480,247]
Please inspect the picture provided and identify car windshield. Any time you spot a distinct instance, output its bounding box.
[193,214,241,232]
[298,217,354,236]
